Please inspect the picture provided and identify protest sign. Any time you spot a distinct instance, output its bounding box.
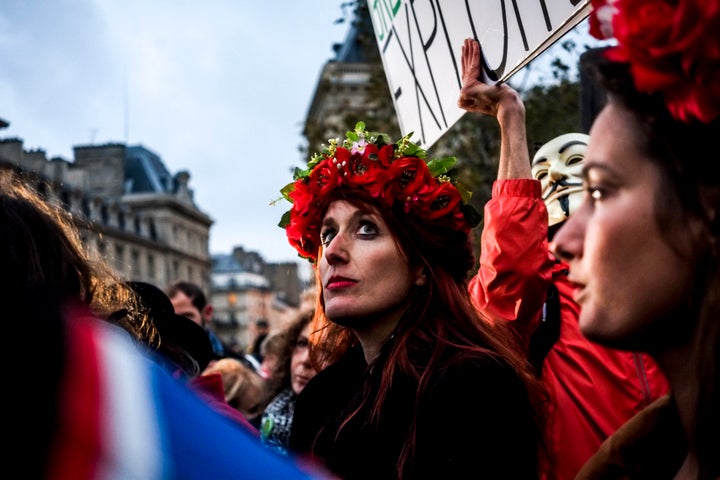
[367,0,591,148]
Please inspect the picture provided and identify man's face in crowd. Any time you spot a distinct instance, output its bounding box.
[170,291,208,327]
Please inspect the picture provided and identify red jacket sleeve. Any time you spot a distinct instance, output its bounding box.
[468,179,554,340]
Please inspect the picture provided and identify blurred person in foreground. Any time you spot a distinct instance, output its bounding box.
[279,122,548,478]
[124,280,259,433]
[458,37,669,480]
[0,173,155,346]
[0,170,329,479]
[550,0,720,478]
[121,281,214,380]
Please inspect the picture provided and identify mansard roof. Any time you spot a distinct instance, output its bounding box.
[211,254,271,290]
[125,145,175,194]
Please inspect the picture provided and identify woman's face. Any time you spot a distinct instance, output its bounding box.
[551,102,699,350]
[318,200,421,332]
[290,323,316,395]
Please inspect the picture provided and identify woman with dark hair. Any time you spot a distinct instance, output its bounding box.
[260,308,319,455]
[550,0,720,478]
[279,123,548,479]
[0,170,156,345]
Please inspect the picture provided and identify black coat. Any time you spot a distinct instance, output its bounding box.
[289,343,541,479]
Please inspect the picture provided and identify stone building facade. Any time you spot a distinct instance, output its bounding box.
[0,119,306,355]
[210,246,305,354]
[0,134,213,292]
[0,6,385,354]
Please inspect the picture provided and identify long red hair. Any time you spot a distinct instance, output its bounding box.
[305,188,549,476]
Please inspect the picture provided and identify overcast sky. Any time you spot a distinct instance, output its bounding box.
[0,1,601,269]
[0,0,350,266]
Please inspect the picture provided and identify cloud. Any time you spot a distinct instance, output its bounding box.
[0,0,347,264]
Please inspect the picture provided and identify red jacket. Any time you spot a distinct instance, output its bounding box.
[468,179,669,480]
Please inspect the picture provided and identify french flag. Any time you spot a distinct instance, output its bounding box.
[44,310,324,480]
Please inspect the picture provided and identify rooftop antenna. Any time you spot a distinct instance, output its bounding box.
[124,74,129,145]
[90,128,98,143]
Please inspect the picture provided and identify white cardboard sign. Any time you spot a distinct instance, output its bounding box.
[367,0,591,148]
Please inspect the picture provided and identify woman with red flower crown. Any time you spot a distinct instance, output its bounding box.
[549,0,720,478]
[278,122,549,478]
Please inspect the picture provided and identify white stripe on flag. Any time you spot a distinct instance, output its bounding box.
[98,324,165,480]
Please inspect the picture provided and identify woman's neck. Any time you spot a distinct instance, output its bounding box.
[355,317,399,364]
[655,341,699,464]
[347,298,413,364]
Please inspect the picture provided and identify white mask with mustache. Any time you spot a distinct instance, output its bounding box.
[531,133,589,227]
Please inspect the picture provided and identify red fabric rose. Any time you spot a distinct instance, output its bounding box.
[424,182,463,221]
[378,157,432,206]
[279,122,481,263]
[589,0,720,123]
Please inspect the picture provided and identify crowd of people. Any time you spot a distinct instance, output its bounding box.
[14,0,720,478]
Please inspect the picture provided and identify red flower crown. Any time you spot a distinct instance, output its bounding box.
[589,0,720,124]
[277,122,481,263]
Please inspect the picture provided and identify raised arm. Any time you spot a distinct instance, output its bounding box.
[460,38,551,333]
[458,38,531,180]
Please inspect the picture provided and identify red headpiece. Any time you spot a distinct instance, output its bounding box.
[589,0,720,124]
[277,122,480,263]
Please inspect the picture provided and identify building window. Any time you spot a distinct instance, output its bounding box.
[149,219,157,241]
[131,249,140,275]
[115,244,125,271]
[82,198,91,218]
[101,205,109,224]
[61,190,71,208]
[148,254,155,279]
